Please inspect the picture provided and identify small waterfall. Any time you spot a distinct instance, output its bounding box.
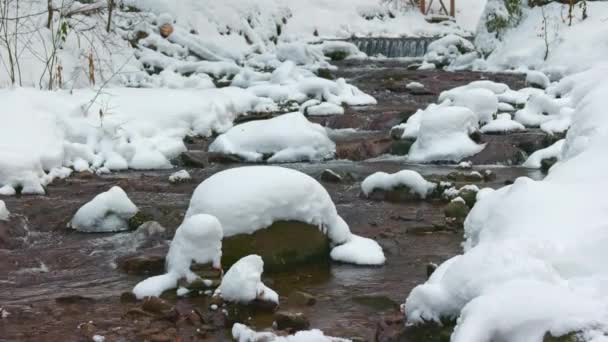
[350,37,437,58]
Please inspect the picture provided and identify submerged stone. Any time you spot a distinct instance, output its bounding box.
[222,221,331,272]
[274,311,311,332]
[352,295,399,311]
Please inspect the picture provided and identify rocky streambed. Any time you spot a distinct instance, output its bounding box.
[1,60,548,341]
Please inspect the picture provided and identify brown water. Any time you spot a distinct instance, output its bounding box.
[0,61,542,341]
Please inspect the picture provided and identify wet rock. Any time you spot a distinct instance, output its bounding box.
[352,295,399,311]
[273,311,311,332]
[335,137,393,161]
[426,262,438,279]
[142,297,173,314]
[320,169,342,183]
[287,291,316,307]
[222,221,330,272]
[458,190,477,208]
[444,200,469,228]
[482,169,496,182]
[390,126,405,140]
[77,321,97,338]
[149,333,171,342]
[541,157,557,173]
[446,171,483,183]
[118,254,165,276]
[120,291,138,304]
[376,317,454,342]
[159,23,173,38]
[316,68,335,80]
[179,151,243,167]
[128,211,153,230]
[389,139,414,156]
[0,216,28,249]
[365,186,433,203]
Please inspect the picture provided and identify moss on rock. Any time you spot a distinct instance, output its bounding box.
[222,221,331,272]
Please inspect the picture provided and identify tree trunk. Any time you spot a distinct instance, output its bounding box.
[106,0,114,32]
[47,0,52,29]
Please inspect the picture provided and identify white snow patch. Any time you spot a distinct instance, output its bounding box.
[216,255,278,304]
[480,114,525,133]
[0,201,9,221]
[232,323,351,342]
[523,139,565,169]
[330,234,386,266]
[169,170,191,183]
[361,170,436,198]
[209,112,335,163]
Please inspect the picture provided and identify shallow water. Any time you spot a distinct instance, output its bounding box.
[0,61,539,341]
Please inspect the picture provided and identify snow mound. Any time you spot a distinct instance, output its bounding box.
[232,323,351,342]
[0,201,9,221]
[330,234,386,266]
[439,87,498,124]
[185,166,384,265]
[406,82,425,90]
[526,70,551,89]
[404,64,608,341]
[424,34,477,69]
[480,114,525,133]
[407,106,484,163]
[70,187,138,233]
[216,255,278,304]
[209,112,335,162]
[306,102,345,116]
[133,214,222,299]
[361,170,437,198]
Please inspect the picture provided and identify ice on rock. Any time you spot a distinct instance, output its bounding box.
[480,114,525,133]
[407,106,484,163]
[0,200,9,221]
[209,112,335,163]
[133,214,223,299]
[185,166,384,265]
[70,186,138,233]
[361,170,437,198]
[216,255,278,304]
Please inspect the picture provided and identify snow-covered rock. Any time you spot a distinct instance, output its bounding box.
[330,235,386,266]
[406,82,425,90]
[168,170,191,183]
[0,200,9,221]
[523,139,564,169]
[439,87,498,124]
[133,214,223,299]
[216,255,278,304]
[526,70,551,89]
[185,166,384,265]
[480,114,525,134]
[305,102,345,116]
[361,170,436,198]
[232,323,351,342]
[404,64,608,342]
[70,187,138,233]
[407,106,484,163]
[209,112,335,163]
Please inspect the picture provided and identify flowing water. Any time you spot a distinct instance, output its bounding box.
[0,60,542,341]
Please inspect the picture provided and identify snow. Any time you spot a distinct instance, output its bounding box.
[216,255,278,304]
[306,102,345,116]
[232,323,351,342]
[526,70,551,89]
[406,82,425,90]
[133,214,223,299]
[168,170,191,183]
[361,170,437,198]
[480,114,525,134]
[404,63,608,341]
[407,106,484,163]
[438,86,498,124]
[209,112,335,163]
[92,335,105,342]
[523,139,565,169]
[330,234,386,266]
[185,166,384,265]
[70,187,138,233]
[0,200,9,221]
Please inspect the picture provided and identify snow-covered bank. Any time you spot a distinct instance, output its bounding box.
[404,63,608,341]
